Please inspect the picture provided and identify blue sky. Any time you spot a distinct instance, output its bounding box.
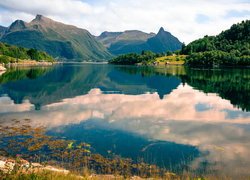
[0,0,249,43]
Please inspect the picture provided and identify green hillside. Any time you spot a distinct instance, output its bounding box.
[0,15,112,61]
[0,42,54,63]
[182,20,250,67]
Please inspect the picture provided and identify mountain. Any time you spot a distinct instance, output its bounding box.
[96,31,123,47]
[0,15,112,61]
[0,25,7,38]
[96,28,182,55]
[147,27,183,53]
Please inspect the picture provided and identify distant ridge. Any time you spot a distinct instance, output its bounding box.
[0,15,112,61]
[96,27,182,55]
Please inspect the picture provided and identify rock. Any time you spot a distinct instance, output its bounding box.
[43,165,70,174]
[31,162,43,168]
[0,159,15,173]
[0,65,6,71]
[0,157,70,175]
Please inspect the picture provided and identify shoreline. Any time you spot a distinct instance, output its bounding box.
[2,60,58,68]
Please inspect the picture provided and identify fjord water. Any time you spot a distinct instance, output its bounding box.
[0,64,250,176]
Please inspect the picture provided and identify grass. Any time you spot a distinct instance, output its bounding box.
[0,54,55,65]
[155,55,187,65]
[1,170,84,180]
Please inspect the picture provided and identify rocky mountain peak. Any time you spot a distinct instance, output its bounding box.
[33,14,50,22]
[8,20,27,32]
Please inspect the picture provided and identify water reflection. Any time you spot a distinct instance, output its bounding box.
[1,85,250,175]
[0,64,181,107]
[0,64,250,176]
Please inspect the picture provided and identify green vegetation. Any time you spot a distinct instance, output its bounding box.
[109,51,161,65]
[109,50,185,65]
[0,43,54,64]
[1,170,84,180]
[155,55,186,65]
[182,20,250,67]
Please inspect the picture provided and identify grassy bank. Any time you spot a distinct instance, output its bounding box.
[109,51,186,66]
[153,55,186,65]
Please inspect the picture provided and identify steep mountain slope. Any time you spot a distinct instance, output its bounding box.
[0,15,112,61]
[147,27,182,53]
[96,28,182,55]
[0,25,7,38]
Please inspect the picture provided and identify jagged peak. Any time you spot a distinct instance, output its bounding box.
[157,27,173,37]
[29,14,80,30]
[11,20,26,25]
[158,27,166,34]
[35,14,43,21]
[8,20,27,31]
[32,14,52,23]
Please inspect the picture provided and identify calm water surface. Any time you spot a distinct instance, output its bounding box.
[0,64,250,176]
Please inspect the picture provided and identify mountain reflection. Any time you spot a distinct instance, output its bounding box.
[0,64,181,107]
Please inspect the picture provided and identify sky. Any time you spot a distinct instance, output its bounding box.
[0,0,249,43]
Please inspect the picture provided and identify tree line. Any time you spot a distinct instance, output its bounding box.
[109,51,163,65]
[182,20,250,67]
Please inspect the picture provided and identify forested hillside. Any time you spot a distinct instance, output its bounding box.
[0,42,54,63]
[182,20,250,67]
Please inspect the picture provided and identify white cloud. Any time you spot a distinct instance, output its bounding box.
[0,0,249,43]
